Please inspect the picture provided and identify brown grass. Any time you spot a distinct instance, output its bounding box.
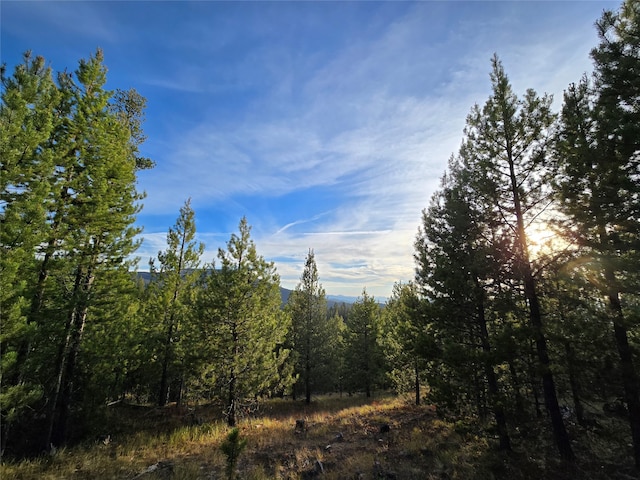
[1,394,637,479]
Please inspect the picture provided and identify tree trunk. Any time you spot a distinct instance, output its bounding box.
[530,368,543,419]
[228,323,239,427]
[11,238,57,391]
[1,246,55,454]
[176,371,185,407]
[507,150,574,460]
[364,328,371,398]
[158,320,174,407]
[474,370,485,420]
[305,294,312,405]
[45,317,74,450]
[54,301,89,446]
[475,286,511,451]
[305,357,311,405]
[525,272,574,460]
[45,265,93,448]
[228,373,236,427]
[158,229,188,407]
[605,266,640,469]
[414,357,421,406]
[564,341,585,426]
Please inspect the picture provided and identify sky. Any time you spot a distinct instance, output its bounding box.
[2,0,618,299]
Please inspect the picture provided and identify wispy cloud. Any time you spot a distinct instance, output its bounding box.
[3,1,612,298]
[135,2,607,297]
[275,212,331,236]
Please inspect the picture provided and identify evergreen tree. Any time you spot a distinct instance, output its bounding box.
[344,290,384,398]
[325,311,348,395]
[286,249,335,403]
[415,159,511,450]
[198,218,292,425]
[538,266,615,427]
[555,0,640,465]
[148,199,204,406]
[0,51,60,455]
[1,49,150,452]
[45,49,146,448]
[460,56,572,459]
[380,282,427,405]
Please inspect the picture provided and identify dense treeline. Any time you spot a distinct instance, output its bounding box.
[414,0,639,467]
[1,49,152,455]
[1,0,638,470]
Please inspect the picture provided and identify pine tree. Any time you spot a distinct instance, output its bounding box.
[286,249,335,403]
[460,56,571,459]
[415,159,511,449]
[148,199,204,406]
[45,49,147,448]
[380,282,427,405]
[0,51,60,456]
[198,218,292,426]
[1,49,150,452]
[344,290,384,398]
[555,0,640,466]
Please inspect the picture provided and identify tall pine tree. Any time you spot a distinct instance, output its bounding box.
[148,199,204,406]
[415,158,511,450]
[197,218,292,425]
[0,51,60,455]
[1,49,150,452]
[460,56,572,459]
[286,249,333,403]
[555,0,640,466]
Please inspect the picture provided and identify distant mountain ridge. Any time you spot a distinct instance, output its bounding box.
[281,289,359,306]
[135,271,359,305]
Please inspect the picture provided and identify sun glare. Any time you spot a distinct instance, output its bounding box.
[525,222,569,258]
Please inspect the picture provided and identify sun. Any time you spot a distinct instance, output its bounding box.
[525,222,569,258]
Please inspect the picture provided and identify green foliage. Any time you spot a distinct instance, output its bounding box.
[197,218,292,425]
[463,55,571,458]
[555,0,640,466]
[410,0,639,463]
[380,282,427,402]
[1,49,150,454]
[221,427,247,480]
[1,52,60,441]
[146,199,204,406]
[3,2,639,470]
[286,249,341,401]
[343,290,385,397]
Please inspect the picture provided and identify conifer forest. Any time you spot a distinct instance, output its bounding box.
[1,1,639,477]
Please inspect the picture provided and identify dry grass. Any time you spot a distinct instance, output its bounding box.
[1,394,637,479]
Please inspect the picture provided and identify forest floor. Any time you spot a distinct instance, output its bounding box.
[1,394,637,479]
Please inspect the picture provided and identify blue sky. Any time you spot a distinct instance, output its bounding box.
[2,0,617,298]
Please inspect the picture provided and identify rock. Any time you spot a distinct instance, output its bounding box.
[334,432,344,442]
[132,461,174,479]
